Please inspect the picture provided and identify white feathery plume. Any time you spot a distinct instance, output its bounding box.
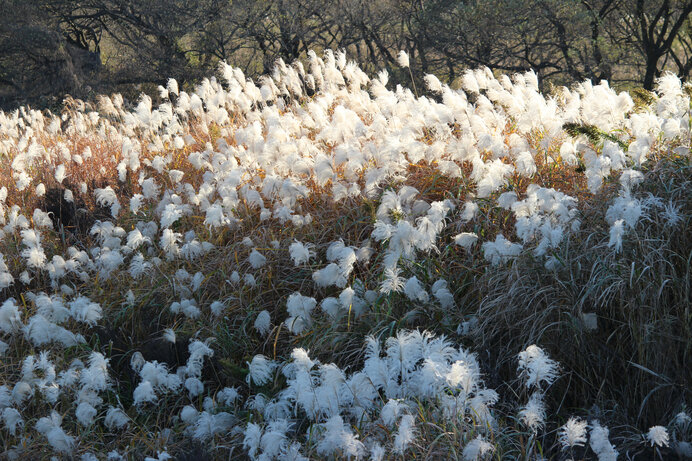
[248,249,267,269]
[380,399,408,427]
[608,219,625,253]
[35,411,74,453]
[243,422,263,459]
[519,392,546,431]
[254,310,271,336]
[380,266,405,294]
[104,407,130,430]
[260,419,291,458]
[2,407,23,435]
[646,425,669,447]
[393,414,416,455]
[185,377,204,397]
[0,298,22,334]
[69,296,103,326]
[284,292,316,335]
[370,443,385,461]
[54,164,67,183]
[76,402,97,426]
[482,234,523,266]
[404,276,428,303]
[289,240,315,266]
[192,411,234,441]
[315,415,366,459]
[559,417,588,450]
[218,387,240,406]
[247,355,276,386]
[80,351,109,392]
[589,421,618,461]
[459,201,479,223]
[431,279,455,309]
[167,78,179,96]
[424,74,443,93]
[517,344,559,389]
[397,50,410,68]
[162,328,176,343]
[462,435,495,461]
[133,381,157,405]
[454,232,478,250]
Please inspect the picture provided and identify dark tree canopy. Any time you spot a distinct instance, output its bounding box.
[2,0,692,109]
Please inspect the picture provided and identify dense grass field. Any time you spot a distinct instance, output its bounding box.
[0,50,690,460]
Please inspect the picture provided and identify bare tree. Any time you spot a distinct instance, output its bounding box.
[621,0,692,89]
[4,0,692,109]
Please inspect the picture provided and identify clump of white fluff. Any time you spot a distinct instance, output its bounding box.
[254,310,271,336]
[284,292,317,335]
[454,232,478,250]
[248,249,267,269]
[646,425,669,447]
[589,421,618,461]
[289,240,315,266]
[247,355,276,386]
[482,234,523,265]
[315,415,366,458]
[517,344,559,389]
[35,411,75,453]
[462,435,495,461]
[559,417,588,450]
[519,392,546,431]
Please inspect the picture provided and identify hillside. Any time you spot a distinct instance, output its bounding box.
[0,51,690,460]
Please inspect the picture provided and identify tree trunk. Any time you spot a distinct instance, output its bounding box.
[643,49,660,90]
